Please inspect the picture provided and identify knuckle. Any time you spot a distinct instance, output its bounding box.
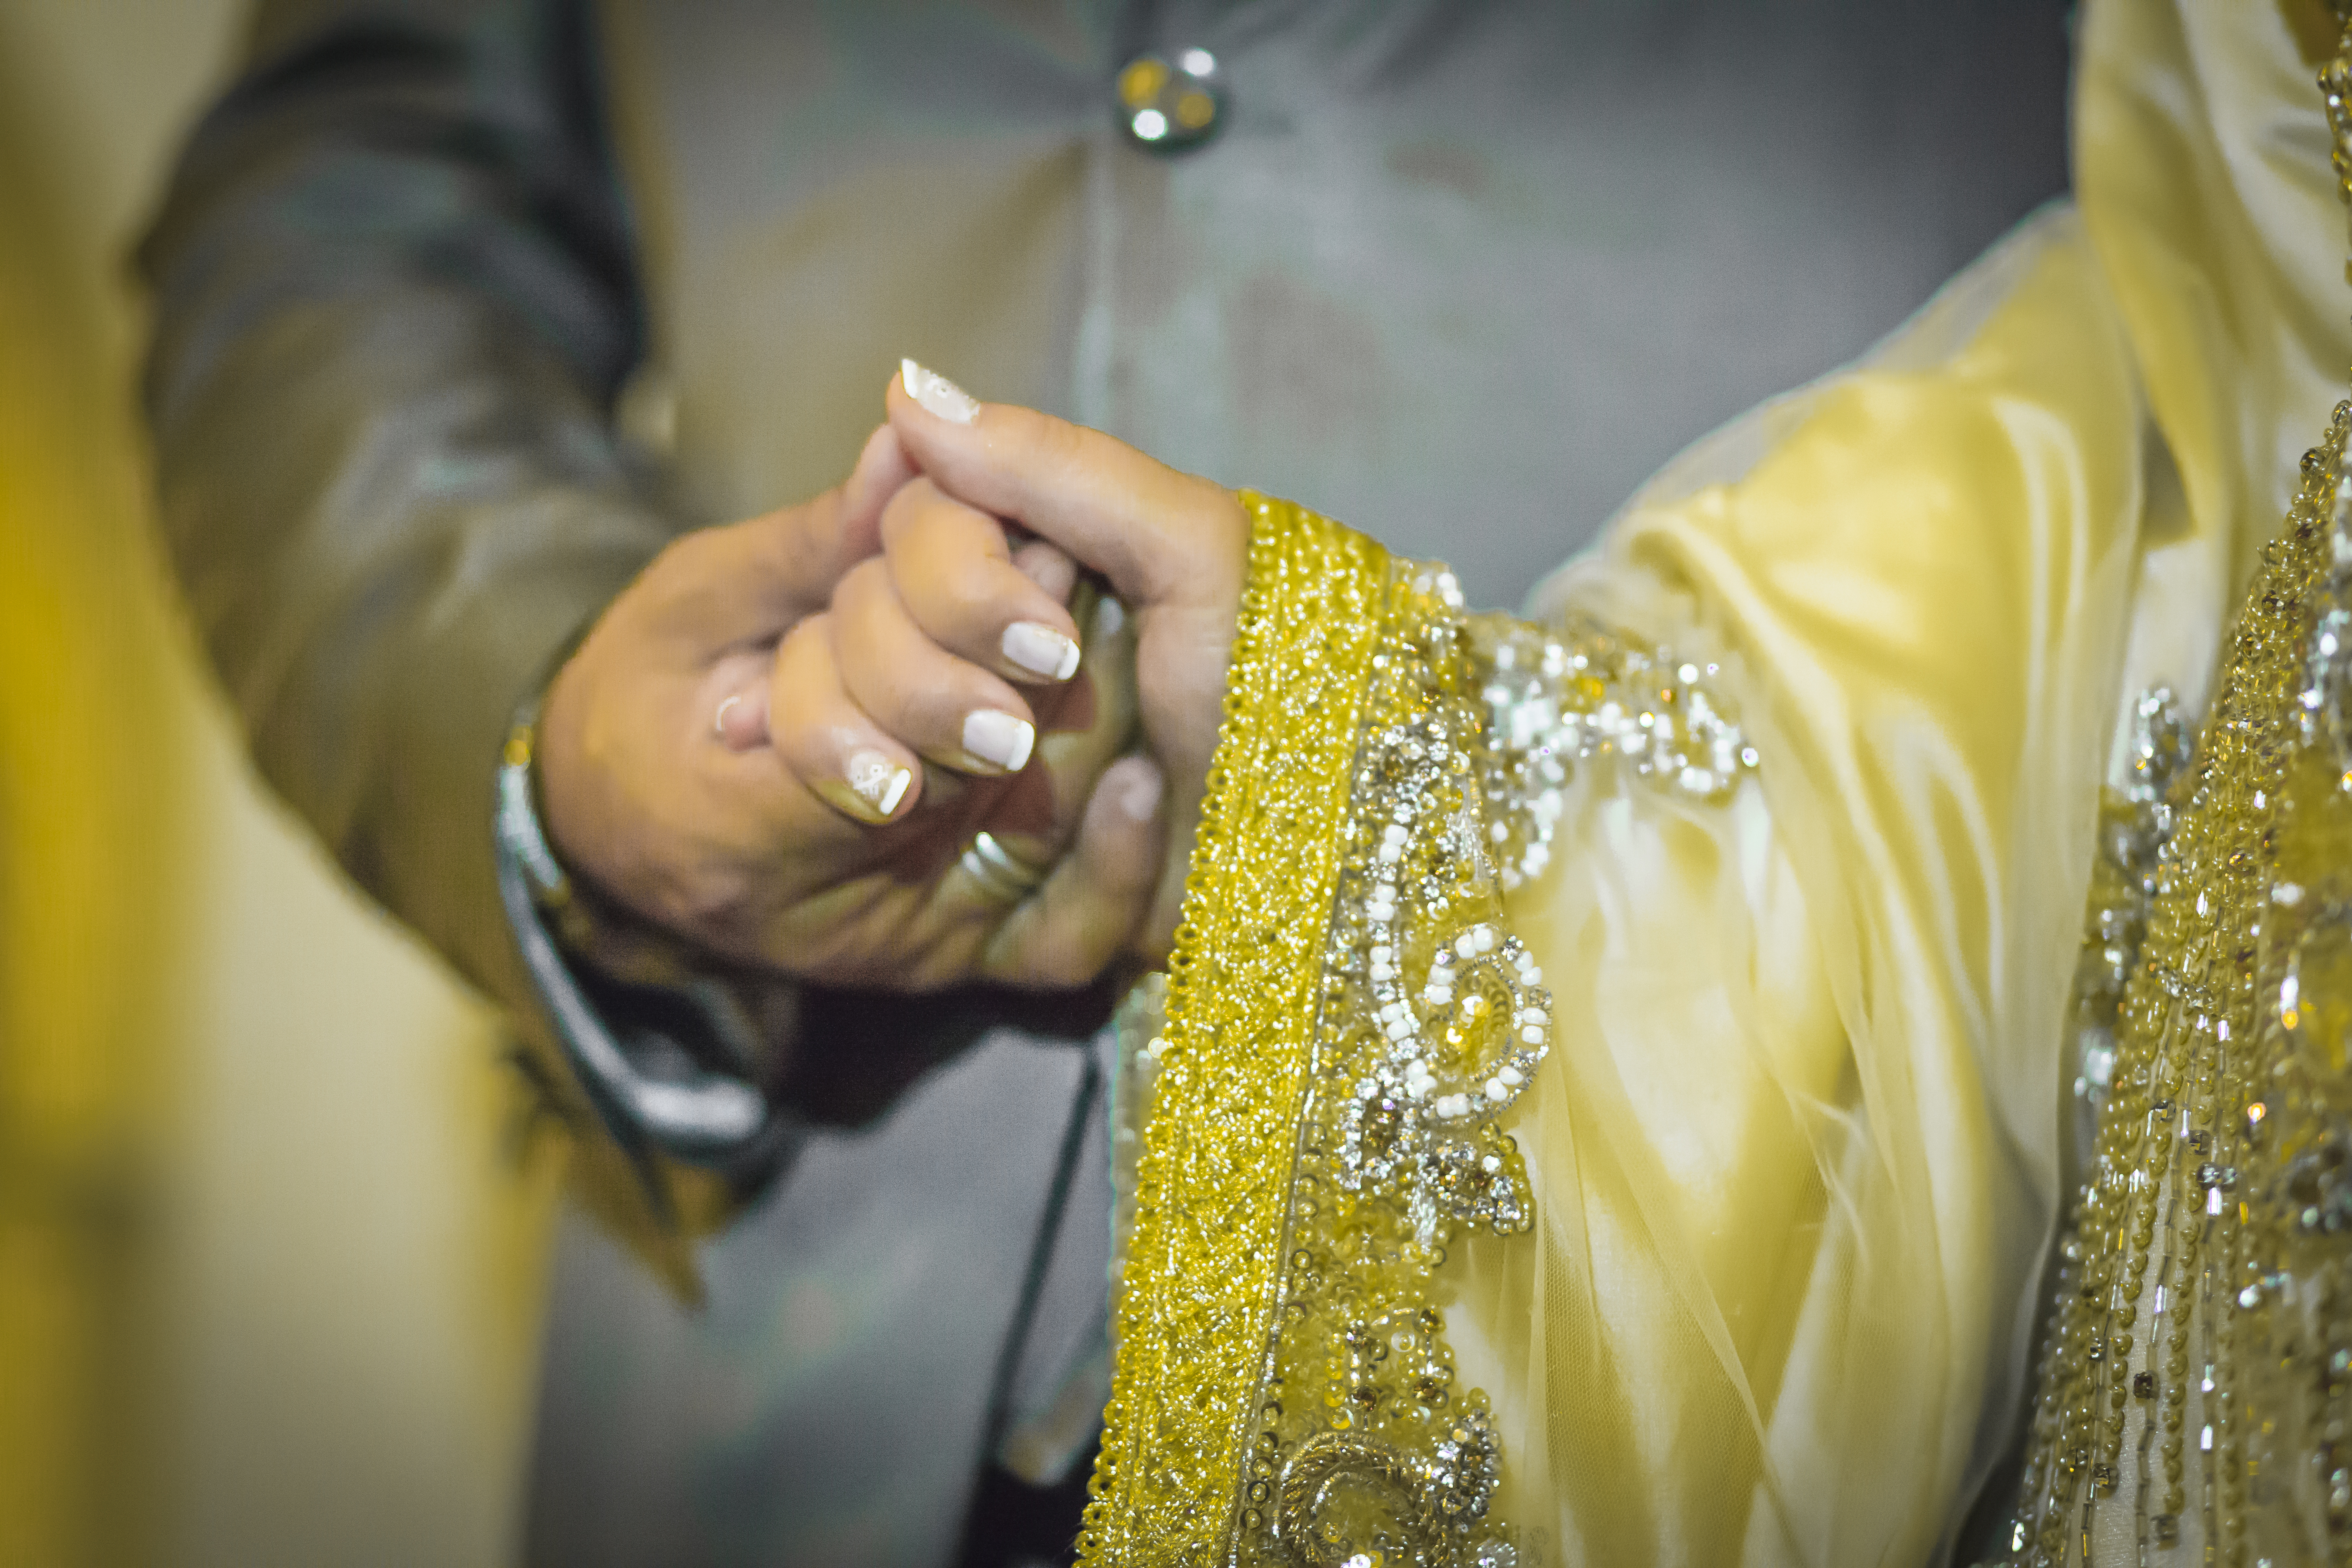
[1029,413,1088,474]
[877,475,941,546]
[834,553,892,608]
[1020,928,1096,989]
[650,859,756,940]
[773,610,833,676]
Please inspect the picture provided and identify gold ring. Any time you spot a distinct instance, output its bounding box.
[959,830,1047,901]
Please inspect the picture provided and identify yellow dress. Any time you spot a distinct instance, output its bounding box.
[1079,2,2352,1564]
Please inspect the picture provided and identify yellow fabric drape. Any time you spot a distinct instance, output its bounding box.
[1094,1,2352,1560]
[1471,0,2352,1534]
[1467,205,2144,1566]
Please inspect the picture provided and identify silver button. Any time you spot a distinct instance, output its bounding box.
[1117,47,1224,152]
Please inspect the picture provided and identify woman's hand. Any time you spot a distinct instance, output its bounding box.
[885,361,1251,954]
[538,420,1169,990]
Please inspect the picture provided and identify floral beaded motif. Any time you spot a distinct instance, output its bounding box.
[1081,498,1762,1568]
[1469,616,1758,891]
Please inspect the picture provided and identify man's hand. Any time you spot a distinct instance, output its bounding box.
[885,364,1251,955]
[536,421,1169,990]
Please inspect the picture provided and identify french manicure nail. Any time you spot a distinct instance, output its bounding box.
[962,709,1035,772]
[1120,761,1164,822]
[900,358,980,424]
[1002,620,1082,681]
[845,748,912,817]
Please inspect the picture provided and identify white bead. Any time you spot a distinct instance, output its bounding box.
[1455,935,1477,958]
[1498,1065,1523,1086]
[1485,1078,1509,1101]
[1520,1025,1544,1045]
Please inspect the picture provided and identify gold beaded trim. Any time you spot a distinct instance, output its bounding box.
[1081,494,1767,1565]
[1078,495,1393,1565]
[2003,406,2352,1565]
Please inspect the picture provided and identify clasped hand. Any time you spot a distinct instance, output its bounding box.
[537,363,1246,994]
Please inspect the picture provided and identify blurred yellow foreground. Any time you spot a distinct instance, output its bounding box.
[0,5,562,1563]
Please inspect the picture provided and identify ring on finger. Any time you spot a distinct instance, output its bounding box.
[959,830,1047,902]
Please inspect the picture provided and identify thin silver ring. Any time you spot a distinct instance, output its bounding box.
[959,830,1047,901]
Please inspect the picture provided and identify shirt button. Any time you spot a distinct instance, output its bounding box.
[1117,47,1225,152]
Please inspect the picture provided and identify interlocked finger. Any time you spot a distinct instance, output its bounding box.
[830,556,1044,778]
[882,477,1085,687]
[767,611,921,825]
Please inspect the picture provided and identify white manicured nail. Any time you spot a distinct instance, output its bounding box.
[1119,760,1163,822]
[900,358,979,424]
[962,709,1035,772]
[1002,620,1081,681]
[846,748,912,815]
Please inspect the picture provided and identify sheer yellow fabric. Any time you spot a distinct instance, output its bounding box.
[1452,2,2352,1557]
[1452,209,2143,1565]
[1093,1,2352,1562]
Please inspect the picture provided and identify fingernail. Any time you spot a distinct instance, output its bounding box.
[900,358,980,424]
[844,748,912,817]
[1002,620,1082,681]
[962,709,1035,772]
[1120,761,1164,822]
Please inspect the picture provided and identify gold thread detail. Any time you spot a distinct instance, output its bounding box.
[1078,495,1390,1565]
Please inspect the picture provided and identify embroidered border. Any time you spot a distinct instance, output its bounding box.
[1078,496,1390,1565]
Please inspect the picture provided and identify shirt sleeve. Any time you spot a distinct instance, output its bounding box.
[139,0,790,1233]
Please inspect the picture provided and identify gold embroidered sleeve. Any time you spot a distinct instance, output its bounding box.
[1081,495,1759,1568]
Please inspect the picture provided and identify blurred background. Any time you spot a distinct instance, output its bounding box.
[0,2,2081,1563]
[0,3,557,1563]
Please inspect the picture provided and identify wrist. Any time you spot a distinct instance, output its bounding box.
[500,694,715,988]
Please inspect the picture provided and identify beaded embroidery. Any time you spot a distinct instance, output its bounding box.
[1082,497,1758,1566]
[2068,691,2194,1130]
[2000,400,2352,1564]
[1470,615,1756,892]
[1995,19,2352,1561]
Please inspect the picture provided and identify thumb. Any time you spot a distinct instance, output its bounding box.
[834,421,918,564]
[886,361,1245,611]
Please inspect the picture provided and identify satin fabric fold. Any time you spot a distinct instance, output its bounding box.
[1100,1,2352,1559]
[1440,206,2142,1565]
